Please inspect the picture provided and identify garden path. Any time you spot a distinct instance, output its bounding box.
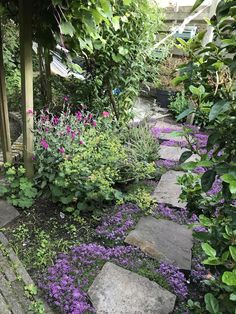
[0,232,54,314]
[87,115,195,313]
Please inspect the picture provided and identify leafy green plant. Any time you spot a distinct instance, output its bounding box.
[0,165,37,209]
[50,124,156,213]
[175,85,212,126]
[122,122,160,163]
[124,187,156,212]
[176,1,236,312]
[169,91,189,120]
[61,0,163,121]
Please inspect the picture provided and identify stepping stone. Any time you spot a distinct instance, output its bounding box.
[0,233,54,314]
[88,262,176,314]
[125,217,193,270]
[0,201,19,227]
[153,120,182,131]
[152,170,186,208]
[159,145,199,162]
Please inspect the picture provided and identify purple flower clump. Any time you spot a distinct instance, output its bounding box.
[96,203,140,241]
[156,159,178,169]
[191,258,208,283]
[154,203,198,225]
[39,244,141,313]
[156,262,188,299]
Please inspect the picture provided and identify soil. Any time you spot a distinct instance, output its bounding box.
[157,55,189,91]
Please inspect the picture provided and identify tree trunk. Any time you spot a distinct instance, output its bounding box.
[19,0,34,177]
[0,20,12,163]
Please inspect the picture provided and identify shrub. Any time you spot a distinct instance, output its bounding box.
[122,122,160,163]
[51,126,156,213]
[33,106,97,192]
[61,0,163,121]
[0,165,37,209]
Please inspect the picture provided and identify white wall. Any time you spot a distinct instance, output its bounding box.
[158,0,212,8]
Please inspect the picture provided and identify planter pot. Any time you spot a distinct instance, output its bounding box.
[155,89,176,108]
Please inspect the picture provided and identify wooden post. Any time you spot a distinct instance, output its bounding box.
[19,0,34,177]
[0,20,12,163]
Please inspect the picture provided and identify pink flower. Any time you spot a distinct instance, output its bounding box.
[52,116,59,125]
[76,111,82,121]
[71,132,76,140]
[64,96,69,102]
[92,120,97,127]
[88,113,93,120]
[79,140,85,145]
[66,125,71,134]
[27,108,33,114]
[40,138,49,150]
[102,111,110,118]
[59,147,65,154]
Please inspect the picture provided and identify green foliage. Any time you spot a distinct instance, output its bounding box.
[124,186,156,212]
[61,0,162,121]
[177,2,236,311]
[0,165,37,209]
[174,85,212,126]
[122,122,160,163]
[52,127,126,212]
[2,19,21,111]
[169,91,189,120]
[51,125,156,212]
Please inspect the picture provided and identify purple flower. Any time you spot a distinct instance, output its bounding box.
[52,116,59,125]
[66,125,71,134]
[39,244,141,313]
[156,262,188,299]
[96,203,140,241]
[59,147,65,154]
[156,159,178,169]
[40,138,49,150]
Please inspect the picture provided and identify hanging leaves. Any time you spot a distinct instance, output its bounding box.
[59,21,75,37]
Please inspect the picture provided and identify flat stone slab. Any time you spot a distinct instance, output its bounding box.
[159,145,199,162]
[153,120,182,131]
[0,233,54,314]
[125,217,193,270]
[88,262,176,314]
[0,200,19,227]
[152,170,186,208]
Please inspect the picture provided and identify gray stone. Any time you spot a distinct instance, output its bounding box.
[159,145,199,162]
[88,262,176,314]
[0,233,54,314]
[152,120,182,131]
[0,274,25,314]
[0,293,11,314]
[125,217,193,270]
[152,170,186,208]
[0,201,19,227]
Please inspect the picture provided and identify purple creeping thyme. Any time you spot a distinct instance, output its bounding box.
[153,203,198,225]
[191,258,208,283]
[39,244,142,314]
[156,159,178,169]
[151,127,180,139]
[96,203,140,242]
[161,139,187,148]
[156,262,188,299]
